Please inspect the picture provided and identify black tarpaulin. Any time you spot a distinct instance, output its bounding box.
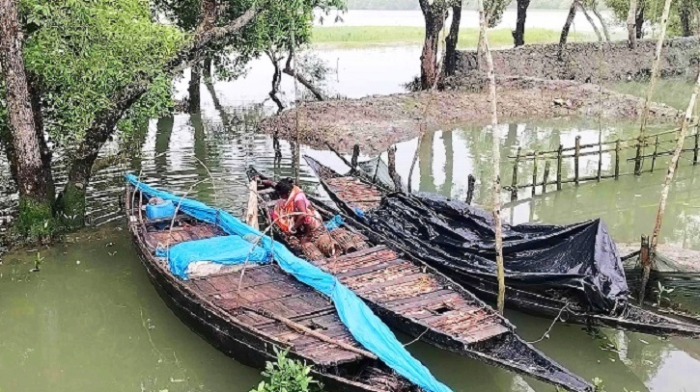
[362,192,629,314]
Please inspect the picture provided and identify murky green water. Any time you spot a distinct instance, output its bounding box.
[2,50,700,391]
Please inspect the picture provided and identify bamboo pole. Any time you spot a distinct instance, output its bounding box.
[574,136,581,185]
[542,161,551,193]
[635,0,673,175]
[643,70,700,303]
[638,235,650,303]
[694,132,699,165]
[246,180,259,230]
[351,144,360,170]
[615,139,621,179]
[243,307,378,360]
[556,144,563,190]
[511,147,521,201]
[478,0,506,314]
[532,152,539,197]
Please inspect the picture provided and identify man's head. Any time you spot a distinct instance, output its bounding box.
[275,179,294,198]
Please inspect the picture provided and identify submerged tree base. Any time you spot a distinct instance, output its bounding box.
[260,76,682,154]
[14,197,56,244]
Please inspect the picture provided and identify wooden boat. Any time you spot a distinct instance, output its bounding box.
[247,168,593,392]
[125,182,416,392]
[302,156,700,339]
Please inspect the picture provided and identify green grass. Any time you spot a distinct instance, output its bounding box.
[311,26,592,49]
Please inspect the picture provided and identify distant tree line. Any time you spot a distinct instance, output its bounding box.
[346,0,599,10]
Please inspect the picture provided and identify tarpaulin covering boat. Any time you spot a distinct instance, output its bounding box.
[304,156,700,337]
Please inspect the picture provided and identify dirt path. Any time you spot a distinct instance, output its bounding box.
[259,76,682,154]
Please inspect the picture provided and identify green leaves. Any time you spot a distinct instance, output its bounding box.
[19,0,185,144]
[251,347,323,392]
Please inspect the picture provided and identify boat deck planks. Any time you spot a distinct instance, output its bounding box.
[144,221,367,367]
[318,244,508,344]
[325,177,383,211]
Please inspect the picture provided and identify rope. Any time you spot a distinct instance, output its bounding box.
[526,304,570,344]
[404,327,431,347]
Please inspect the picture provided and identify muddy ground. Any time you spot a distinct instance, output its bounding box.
[259,76,682,154]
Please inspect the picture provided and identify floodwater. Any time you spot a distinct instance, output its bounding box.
[3,46,700,392]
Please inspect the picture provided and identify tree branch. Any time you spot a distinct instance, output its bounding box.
[283,48,326,101]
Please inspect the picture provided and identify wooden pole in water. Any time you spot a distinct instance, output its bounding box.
[407,128,423,194]
[387,146,402,191]
[635,0,673,175]
[246,180,259,230]
[615,139,621,179]
[466,174,476,205]
[694,132,699,165]
[597,131,603,181]
[556,144,563,190]
[532,152,538,197]
[651,135,660,172]
[574,136,581,185]
[351,144,360,170]
[478,0,506,314]
[511,147,521,201]
[542,161,551,193]
[643,70,700,303]
[638,234,650,303]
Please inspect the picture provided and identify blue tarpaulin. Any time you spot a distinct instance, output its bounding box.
[126,174,451,392]
[156,235,270,279]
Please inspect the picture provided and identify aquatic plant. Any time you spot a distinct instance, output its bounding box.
[250,348,323,392]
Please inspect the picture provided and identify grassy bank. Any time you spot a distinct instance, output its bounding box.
[608,79,696,110]
[312,26,591,49]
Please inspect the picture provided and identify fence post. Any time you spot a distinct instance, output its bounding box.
[556,144,563,190]
[511,147,521,201]
[532,151,538,197]
[351,144,360,170]
[574,136,581,185]
[542,160,551,194]
[466,174,476,205]
[638,234,651,305]
[634,137,643,175]
[694,132,699,165]
[651,135,660,172]
[615,139,621,180]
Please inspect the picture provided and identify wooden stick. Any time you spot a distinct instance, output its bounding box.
[351,144,360,170]
[387,146,401,191]
[694,132,699,165]
[532,152,538,197]
[477,0,506,314]
[615,139,621,180]
[407,129,424,194]
[246,180,259,230]
[542,161,551,193]
[651,135,660,172]
[597,130,603,181]
[466,174,476,205]
[242,307,378,360]
[511,147,521,201]
[638,235,650,305]
[574,136,581,186]
[325,142,354,169]
[556,144,563,191]
[635,0,674,175]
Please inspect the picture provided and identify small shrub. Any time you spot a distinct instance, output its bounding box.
[250,348,323,392]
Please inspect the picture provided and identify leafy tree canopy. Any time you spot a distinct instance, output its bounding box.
[605,0,699,35]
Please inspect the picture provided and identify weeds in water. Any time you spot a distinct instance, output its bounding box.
[250,347,322,392]
[654,281,675,307]
[30,252,44,272]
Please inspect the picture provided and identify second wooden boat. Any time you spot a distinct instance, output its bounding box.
[302,155,700,339]
[247,167,592,392]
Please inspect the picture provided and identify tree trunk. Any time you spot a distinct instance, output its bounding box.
[558,0,578,60]
[267,51,285,113]
[0,0,55,235]
[636,3,645,39]
[419,0,448,90]
[627,0,638,48]
[203,57,213,81]
[591,2,611,41]
[477,0,506,315]
[635,0,673,175]
[188,62,202,113]
[444,0,463,76]
[680,0,693,37]
[578,3,603,42]
[513,0,531,46]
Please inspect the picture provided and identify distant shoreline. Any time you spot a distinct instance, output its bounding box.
[310,26,595,49]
